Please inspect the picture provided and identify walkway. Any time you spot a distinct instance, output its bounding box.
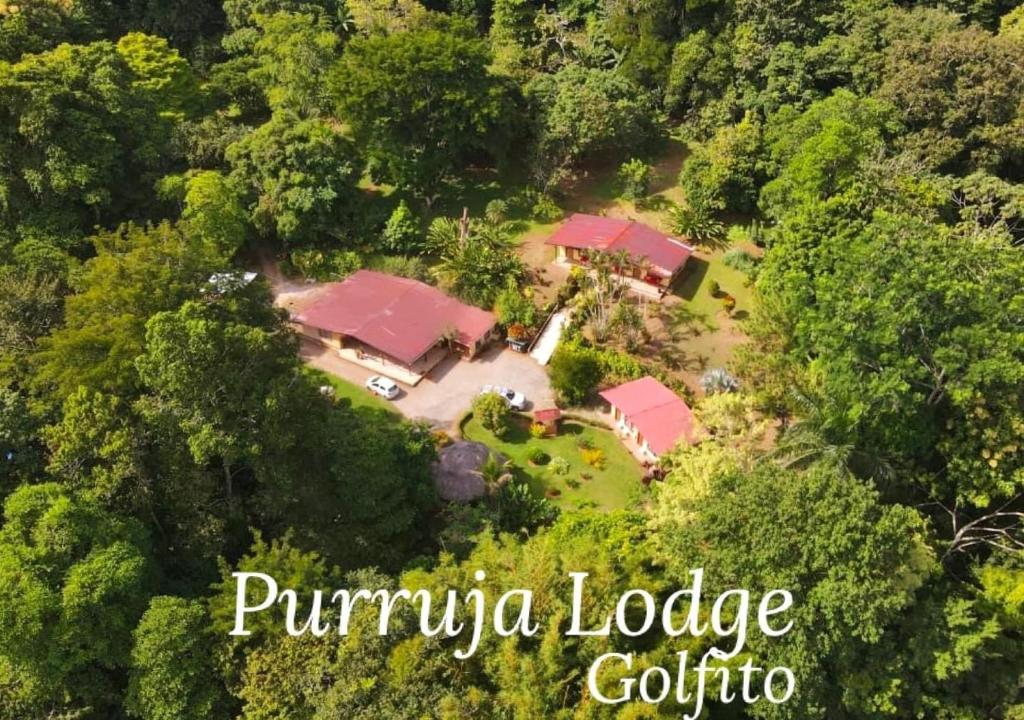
[530,310,570,366]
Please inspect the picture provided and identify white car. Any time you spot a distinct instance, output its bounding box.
[481,385,527,411]
[365,375,400,400]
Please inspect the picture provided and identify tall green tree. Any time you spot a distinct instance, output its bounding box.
[226,112,360,243]
[0,483,152,717]
[134,297,297,505]
[250,11,341,117]
[331,17,512,202]
[878,26,1024,178]
[525,65,661,188]
[426,216,526,306]
[126,596,228,720]
[33,222,224,402]
[181,170,249,257]
[653,458,1022,719]
[0,39,177,238]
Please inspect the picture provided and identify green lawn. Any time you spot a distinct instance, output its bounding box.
[461,415,644,511]
[674,248,756,322]
[304,368,402,417]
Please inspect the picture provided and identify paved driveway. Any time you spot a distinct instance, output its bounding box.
[301,340,555,428]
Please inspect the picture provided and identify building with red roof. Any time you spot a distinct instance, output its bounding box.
[546,214,693,295]
[292,270,497,384]
[599,376,696,459]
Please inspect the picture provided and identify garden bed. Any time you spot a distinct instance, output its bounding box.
[460,414,643,511]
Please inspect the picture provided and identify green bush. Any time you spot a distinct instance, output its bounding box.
[288,248,363,281]
[529,422,547,439]
[549,344,603,405]
[381,200,422,255]
[723,248,760,277]
[575,436,595,450]
[473,392,512,436]
[669,203,725,246]
[531,194,563,223]
[526,446,549,464]
[494,279,538,328]
[617,158,652,201]
[485,199,509,224]
[549,456,571,475]
[370,255,431,282]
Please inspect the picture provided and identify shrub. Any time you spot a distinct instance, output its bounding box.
[473,392,512,436]
[617,158,652,201]
[545,488,562,498]
[566,477,581,489]
[526,446,549,464]
[722,294,736,314]
[431,430,453,448]
[550,456,571,475]
[575,436,596,450]
[492,481,558,532]
[508,323,530,342]
[580,447,606,469]
[549,344,603,406]
[700,368,740,394]
[708,280,721,297]
[669,203,725,245]
[381,199,422,254]
[678,112,763,213]
[289,248,362,280]
[495,280,538,328]
[530,193,562,223]
[529,422,547,439]
[371,255,431,282]
[723,249,760,276]
[485,199,509,224]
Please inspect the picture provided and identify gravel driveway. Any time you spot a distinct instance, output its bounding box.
[301,340,555,428]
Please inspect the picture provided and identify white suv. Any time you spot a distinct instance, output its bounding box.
[480,385,527,411]
[366,375,400,399]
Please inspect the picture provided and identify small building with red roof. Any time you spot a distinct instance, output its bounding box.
[546,213,694,296]
[532,407,562,435]
[599,376,696,460]
[291,270,497,384]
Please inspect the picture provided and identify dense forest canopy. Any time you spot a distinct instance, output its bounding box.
[0,0,1022,717]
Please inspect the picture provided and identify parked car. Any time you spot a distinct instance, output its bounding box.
[480,385,527,411]
[366,375,400,399]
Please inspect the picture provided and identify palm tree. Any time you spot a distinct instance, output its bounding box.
[767,387,894,482]
[475,452,514,494]
[669,202,725,247]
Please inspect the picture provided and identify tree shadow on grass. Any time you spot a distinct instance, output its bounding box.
[673,257,710,301]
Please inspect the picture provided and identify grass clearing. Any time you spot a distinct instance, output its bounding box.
[305,368,402,418]
[462,415,643,511]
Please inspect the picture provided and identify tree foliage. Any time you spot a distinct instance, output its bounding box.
[227,112,360,243]
[332,18,512,201]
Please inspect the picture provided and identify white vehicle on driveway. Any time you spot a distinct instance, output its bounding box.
[366,375,400,399]
[480,385,527,411]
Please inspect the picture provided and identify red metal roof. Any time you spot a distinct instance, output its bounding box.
[533,408,562,422]
[293,270,496,365]
[599,376,695,456]
[546,213,694,277]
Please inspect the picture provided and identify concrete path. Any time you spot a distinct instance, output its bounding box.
[530,310,569,366]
